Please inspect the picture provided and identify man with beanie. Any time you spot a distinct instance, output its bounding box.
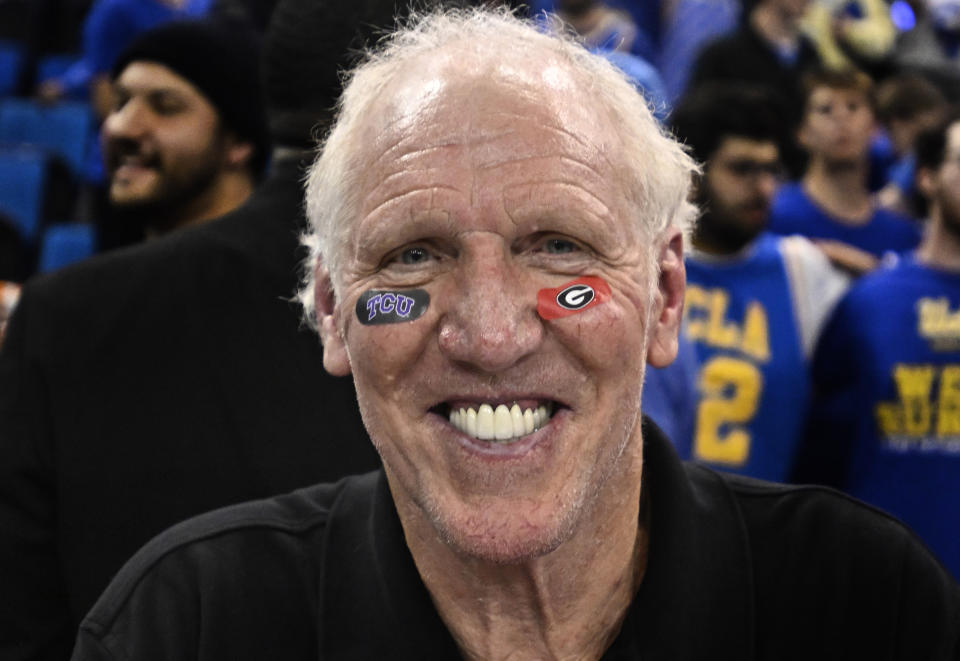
[0,1,396,658]
[103,19,269,236]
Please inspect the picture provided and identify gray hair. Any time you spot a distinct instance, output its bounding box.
[299,6,698,326]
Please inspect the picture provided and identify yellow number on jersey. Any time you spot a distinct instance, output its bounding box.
[694,356,764,466]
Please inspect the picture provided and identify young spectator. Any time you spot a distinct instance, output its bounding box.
[795,110,960,580]
[688,0,823,120]
[102,19,268,236]
[770,69,922,259]
[671,83,849,481]
[875,74,948,215]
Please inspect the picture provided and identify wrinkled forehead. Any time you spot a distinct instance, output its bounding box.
[356,51,621,176]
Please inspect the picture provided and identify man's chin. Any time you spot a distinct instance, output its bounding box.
[427,499,579,564]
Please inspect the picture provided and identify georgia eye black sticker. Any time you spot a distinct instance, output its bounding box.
[356,289,430,325]
[537,276,611,320]
[557,284,595,310]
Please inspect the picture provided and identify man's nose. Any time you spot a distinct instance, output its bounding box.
[104,100,148,140]
[756,171,779,200]
[438,246,543,373]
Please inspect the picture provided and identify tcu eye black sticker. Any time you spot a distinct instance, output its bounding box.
[356,289,430,325]
[537,276,612,320]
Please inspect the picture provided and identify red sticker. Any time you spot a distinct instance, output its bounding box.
[537,276,612,320]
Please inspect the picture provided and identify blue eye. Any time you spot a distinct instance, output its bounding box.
[543,238,579,254]
[399,246,431,264]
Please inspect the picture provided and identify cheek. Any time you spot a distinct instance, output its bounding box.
[344,315,434,397]
[546,294,649,373]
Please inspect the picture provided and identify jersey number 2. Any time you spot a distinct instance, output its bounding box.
[694,356,763,466]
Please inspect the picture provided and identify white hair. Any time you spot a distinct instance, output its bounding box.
[299,6,698,326]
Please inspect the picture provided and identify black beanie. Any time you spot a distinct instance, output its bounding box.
[113,19,270,175]
[262,0,401,149]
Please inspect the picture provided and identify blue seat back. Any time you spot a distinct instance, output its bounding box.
[0,40,23,97]
[0,146,47,241]
[38,222,96,272]
[0,98,94,175]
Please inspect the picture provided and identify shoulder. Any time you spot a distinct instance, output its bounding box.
[771,182,811,212]
[704,470,960,641]
[840,258,918,310]
[872,208,923,242]
[79,474,375,650]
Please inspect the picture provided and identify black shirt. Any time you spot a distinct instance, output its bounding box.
[0,155,381,660]
[72,421,960,660]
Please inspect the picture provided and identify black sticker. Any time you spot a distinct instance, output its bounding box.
[356,289,430,325]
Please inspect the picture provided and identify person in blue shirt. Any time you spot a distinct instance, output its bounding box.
[38,0,213,118]
[670,82,849,481]
[794,110,960,580]
[769,68,922,259]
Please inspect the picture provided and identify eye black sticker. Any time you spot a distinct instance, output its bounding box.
[537,276,611,320]
[356,289,430,325]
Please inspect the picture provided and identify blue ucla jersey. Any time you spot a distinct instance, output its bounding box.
[683,233,812,481]
[798,257,960,579]
[769,182,921,257]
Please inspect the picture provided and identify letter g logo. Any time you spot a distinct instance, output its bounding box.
[556,284,596,310]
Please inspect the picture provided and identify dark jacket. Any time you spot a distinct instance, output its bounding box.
[0,155,380,660]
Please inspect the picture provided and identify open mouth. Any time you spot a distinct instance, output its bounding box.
[433,400,558,443]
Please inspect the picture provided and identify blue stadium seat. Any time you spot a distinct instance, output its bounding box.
[0,98,94,175]
[36,53,83,83]
[0,146,47,242]
[0,40,24,97]
[38,222,96,272]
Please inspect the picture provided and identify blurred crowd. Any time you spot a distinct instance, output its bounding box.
[0,0,958,657]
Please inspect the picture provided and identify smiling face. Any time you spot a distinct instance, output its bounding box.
[102,62,231,214]
[315,64,684,563]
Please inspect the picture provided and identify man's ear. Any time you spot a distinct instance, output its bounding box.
[314,264,352,376]
[916,165,937,201]
[795,123,810,152]
[224,133,254,170]
[647,228,685,368]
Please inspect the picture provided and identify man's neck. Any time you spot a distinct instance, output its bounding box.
[803,159,873,224]
[917,209,960,270]
[394,462,649,660]
[146,172,254,237]
[692,221,757,257]
[750,3,799,51]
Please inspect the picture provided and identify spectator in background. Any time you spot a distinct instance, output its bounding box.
[0,0,388,656]
[36,0,212,118]
[671,83,848,481]
[555,0,641,53]
[894,0,960,100]
[688,0,823,127]
[102,19,268,237]
[770,68,922,261]
[795,110,960,580]
[875,73,948,215]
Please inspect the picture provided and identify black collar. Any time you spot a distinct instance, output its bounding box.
[319,419,755,660]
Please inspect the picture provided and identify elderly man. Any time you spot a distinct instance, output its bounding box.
[73,9,960,660]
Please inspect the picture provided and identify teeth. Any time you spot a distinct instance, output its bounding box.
[477,404,495,440]
[448,401,554,443]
